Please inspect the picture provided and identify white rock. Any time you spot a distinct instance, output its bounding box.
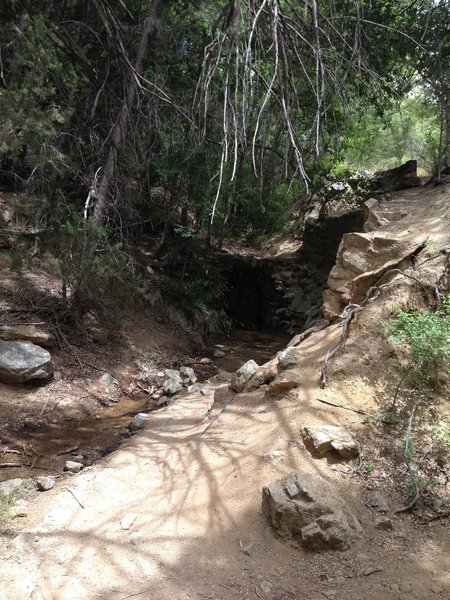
[163,369,182,383]
[0,341,54,384]
[163,377,183,395]
[277,347,303,369]
[99,372,119,388]
[231,360,259,392]
[187,383,199,393]
[130,412,151,430]
[120,513,138,530]
[200,357,213,365]
[0,478,24,498]
[180,366,197,383]
[65,461,83,473]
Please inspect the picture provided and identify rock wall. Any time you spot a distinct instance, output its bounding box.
[217,209,364,332]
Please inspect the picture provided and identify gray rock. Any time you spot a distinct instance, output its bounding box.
[180,366,197,383]
[0,341,54,384]
[64,461,83,473]
[129,412,151,430]
[374,516,393,531]
[366,490,390,513]
[262,470,362,551]
[231,360,259,392]
[213,349,226,358]
[187,383,199,394]
[163,369,183,383]
[277,347,303,369]
[302,425,360,459]
[200,357,213,365]
[36,476,56,491]
[0,478,24,498]
[163,377,183,395]
[268,369,301,394]
[156,395,169,406]
[0,324,55,348]
[260,450,285,463]
[99,372,119,389]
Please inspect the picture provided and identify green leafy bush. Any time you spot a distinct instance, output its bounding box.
[383,296,450,374]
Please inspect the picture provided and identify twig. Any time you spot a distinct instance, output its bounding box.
[0,463,27,468]
[119,589,154,600]
[198,397,235,438]
[0,322,45,326]
[159,418,169,431]
[64,487,85,509]
[315,397,372,416]
[57,445,80,456]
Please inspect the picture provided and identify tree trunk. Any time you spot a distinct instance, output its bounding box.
[92,0,163,224]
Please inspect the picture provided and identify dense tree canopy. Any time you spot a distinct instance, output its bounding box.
[0,0,448,244]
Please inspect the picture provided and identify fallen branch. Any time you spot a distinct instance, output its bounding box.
[315,397,372,416]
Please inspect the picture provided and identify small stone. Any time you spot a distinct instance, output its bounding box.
[36,476,55,491]
[129,412,151,430]
[156,396,169,406]
[120,513,138,530]
[400,582,413,593]
[260,450,285,462]
[91,327,108,344]
[302,425,359,459]
[200,358,213,365]
[187,384,199,394]
[53,370,63,381]
[163,377,183,395]
[366,490,390,513]
[322,591,337,600]
[10,500,29,517]
[260,581,272,594]
[268,369,301,394]
[213,349,226,358]
[163,369,183,382]
[180,366,197,383]
[375,516,393,531]
[431,585,443,594]
[0,478,24,497]
[99,372,119,389]
[64,461,83,473]
[277,347,303,369]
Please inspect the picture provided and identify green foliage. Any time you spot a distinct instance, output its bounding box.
[432,417,450,450]
[382,296,450,374]
[340,93,440,174]
[42,217,145,325]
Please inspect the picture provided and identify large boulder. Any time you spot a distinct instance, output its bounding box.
[268,369,301,394]
[323,232,426,319]
[262,471,362,551]
[372,160,421,192]
[0,324,55,348]
[0,341,54,384]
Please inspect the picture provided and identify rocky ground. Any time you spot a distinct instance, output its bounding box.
[0,183,449,599]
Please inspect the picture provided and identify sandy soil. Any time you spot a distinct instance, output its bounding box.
[0,184,449,600]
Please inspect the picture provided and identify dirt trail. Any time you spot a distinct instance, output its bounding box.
[1,185,450,600]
